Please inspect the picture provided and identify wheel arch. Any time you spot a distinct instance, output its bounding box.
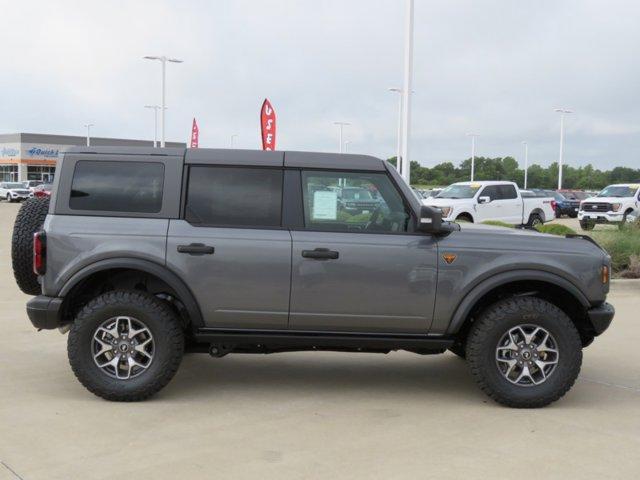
[455,211,475,223]
[59,258,204,329]
[446,270,593,345]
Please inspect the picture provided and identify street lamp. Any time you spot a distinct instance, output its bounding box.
[466,133,479,181]
[388,87,403,174]
[555,108,573,190]
[400,0,415,184]
[143,55,184,147]
[521,141,529,189]
[230,134,239,148]
[333,122,351,153]
[144,105,165,147]
[83,123,94,146]
[344,140,351,153]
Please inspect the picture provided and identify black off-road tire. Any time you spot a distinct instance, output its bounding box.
[466,296,582,408]
[11,196,50,295]
[68,290,185,401]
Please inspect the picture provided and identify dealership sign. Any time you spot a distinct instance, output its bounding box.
[260,98,276,151]
[27,147,60,158]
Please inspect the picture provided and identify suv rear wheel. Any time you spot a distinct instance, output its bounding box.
[466,296,582,408]
[68,290,184,401]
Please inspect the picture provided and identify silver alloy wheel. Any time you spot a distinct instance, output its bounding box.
[495,324,559,386]
[92,316,154,380]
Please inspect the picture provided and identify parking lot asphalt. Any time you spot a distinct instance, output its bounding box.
[0,202,638,480]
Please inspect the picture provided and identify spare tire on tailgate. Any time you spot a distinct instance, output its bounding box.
[12,197,50,295]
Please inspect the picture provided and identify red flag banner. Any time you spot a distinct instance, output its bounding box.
[190,118,199,148]
[260,98,276,151]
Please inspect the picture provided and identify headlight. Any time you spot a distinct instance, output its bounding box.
[439,206,453,217]
[611,203,622,212]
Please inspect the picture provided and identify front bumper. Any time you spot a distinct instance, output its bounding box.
[587,302,615,336]
[26,296,63,329]
[578,211,624,223]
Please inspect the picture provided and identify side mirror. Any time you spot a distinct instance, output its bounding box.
[417,205,443,233]
[478,196,491,204]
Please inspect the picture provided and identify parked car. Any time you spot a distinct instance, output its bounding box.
[22,180,43,193]
[0,182,32,202]
[337,187,381,214]
[545,190,581,218]
[16,147,613,407]
[425,181,556,227]
[578,183,640,230]
[33,183,52,198]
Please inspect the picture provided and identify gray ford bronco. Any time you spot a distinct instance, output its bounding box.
[15,147,614,407]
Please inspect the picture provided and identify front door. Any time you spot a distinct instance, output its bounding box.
[289,170,438,333]
[166,165,291,329]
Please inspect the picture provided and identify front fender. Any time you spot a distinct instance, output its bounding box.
[442,269,590,335]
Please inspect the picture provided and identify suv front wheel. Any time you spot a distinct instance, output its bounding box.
[466,296,582,408]
[68,290,185,401]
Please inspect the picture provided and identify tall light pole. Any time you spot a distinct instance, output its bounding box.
[333,121,351,153]
[400,0,414,184]
[466,133,479,181]
[555,108,572,190]
[143,55,183,147]
[144,105,163,147]
[83,123,94,146]
[388,87,403,173]
[344,140,351,153]
[521,141,529,189]
[230,134,239,148]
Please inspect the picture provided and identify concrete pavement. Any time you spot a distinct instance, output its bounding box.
[0,202,638,479]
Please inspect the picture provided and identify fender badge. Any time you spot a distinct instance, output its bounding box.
[442,253,457,264]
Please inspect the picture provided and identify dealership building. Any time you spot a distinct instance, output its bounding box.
[0,133,185,182]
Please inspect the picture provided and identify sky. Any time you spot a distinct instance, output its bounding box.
[1,0,639,170]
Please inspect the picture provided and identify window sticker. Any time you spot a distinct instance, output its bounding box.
[312,190,338,220]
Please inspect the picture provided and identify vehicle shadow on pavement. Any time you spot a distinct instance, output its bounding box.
[162,352,481,401]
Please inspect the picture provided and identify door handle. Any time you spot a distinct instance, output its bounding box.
[177,243,215,255]
[302,248,339,260]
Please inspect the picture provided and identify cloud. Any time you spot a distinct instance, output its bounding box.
[1,0,639,170]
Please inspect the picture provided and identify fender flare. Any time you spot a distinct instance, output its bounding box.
[59,258,204,328]
[445,269,590,335]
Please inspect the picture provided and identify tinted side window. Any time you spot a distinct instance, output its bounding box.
[481,185,501,200]
[499,184,518,199]
[301,170,410,233]
[185,166,283,227]
[70,161,164,213]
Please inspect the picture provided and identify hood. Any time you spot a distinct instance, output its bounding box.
[582,196,632,203]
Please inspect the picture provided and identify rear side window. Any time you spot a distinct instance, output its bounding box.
[185,166,283,227]
[69,161,164,213]
[498,184,518,199]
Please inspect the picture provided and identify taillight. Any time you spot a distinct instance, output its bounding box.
[33,231,46,275]
[551,200,557,210]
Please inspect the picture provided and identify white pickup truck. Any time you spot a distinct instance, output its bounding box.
[578,183,640,230]
[424,181,556,227]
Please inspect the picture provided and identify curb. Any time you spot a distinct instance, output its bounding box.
[611,279,640,292]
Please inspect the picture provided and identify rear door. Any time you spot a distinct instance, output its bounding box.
[166,154,292,329]
[497,184,522,223]
[288,169,438,334]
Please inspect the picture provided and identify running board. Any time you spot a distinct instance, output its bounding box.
[194,328,453,354]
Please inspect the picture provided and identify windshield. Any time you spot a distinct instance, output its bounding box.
[436,184,481,199]
[4,183,24,189]
[597,186,637,198]
[342,188,373,200]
